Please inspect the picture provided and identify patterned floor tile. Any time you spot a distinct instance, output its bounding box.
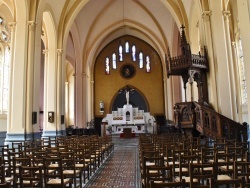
[83,136,141,188]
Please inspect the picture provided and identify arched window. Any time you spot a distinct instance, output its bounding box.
[238,38,247,105]
[2,46,10,111]
[146,55,151,73]
[125,41,129,53]
[112,53,117,69]
[139,52,143,68]
[118,45,123,61]
[0,16,10,114]
[105,57,110,75]
[104,40,151,74]
[132,45,136,61]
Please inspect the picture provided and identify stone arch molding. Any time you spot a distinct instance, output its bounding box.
[59,0,189,68]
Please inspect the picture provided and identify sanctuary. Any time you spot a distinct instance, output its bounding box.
[102,104,156,136]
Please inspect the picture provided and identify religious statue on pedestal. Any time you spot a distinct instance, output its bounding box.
[126,90,129,105]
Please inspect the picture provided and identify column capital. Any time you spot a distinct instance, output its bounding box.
[28,21,36,31]
[202,11,212,21]
[222,11,231,21]
[43,49,48,55]
[57,49,63,55]
[8,22,16,32]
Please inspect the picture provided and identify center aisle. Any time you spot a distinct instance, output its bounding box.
[83,136,141,188]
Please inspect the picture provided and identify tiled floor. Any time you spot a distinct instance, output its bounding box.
[84,136,141,188]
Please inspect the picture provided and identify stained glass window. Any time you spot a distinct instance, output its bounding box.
[105,57,110,75]
[118,45,123,61]
[104,41,151,74]
[238,38,247,104]
[132,45,136,61]
[125,41,129,53]
[139,52,143,68]
[0,16,10,114]
[2,46,10,111]
[146,55,151,73]
[112,53,117,69]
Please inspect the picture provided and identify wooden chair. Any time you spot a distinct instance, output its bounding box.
[43,157,72,188]
[141,156,164,188]
[19,166,43,188]
[81,144,96,176]
[189,162,214,187]
[146,165,173,188]
[12,156,32,187]
[209,177,245,188]
[174,154,199,185]
[214,153,235,180]
[0,182,11,188]
[60,151,82,188]
[45,147,59,158]
[201,147,218,164]
[73,147,90,183]
[150,179,186,188]
[234,161,250,187]
[31,151,47,167]
[0,165,5,184]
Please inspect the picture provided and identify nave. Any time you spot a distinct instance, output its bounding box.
[84,136,141,188]
[0,133,249,188]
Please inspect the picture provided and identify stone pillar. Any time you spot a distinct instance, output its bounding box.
[25,21,36,140]
[222,11,237,121]
[75,71,83,128]
[41,50,48,135]
[231,42,241,122]
[42,47,57,138]
[82,72,88,127]
[65,81,69,126]
[90,80,94,121]
[6,22,16,132]
[201,11,218,110]
[163,78,170,119]
[209,1,233,118]
[56,49,63,135]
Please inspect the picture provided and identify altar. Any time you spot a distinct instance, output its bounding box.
[102,104,156,136]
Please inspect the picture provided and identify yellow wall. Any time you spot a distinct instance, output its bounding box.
[94,35,164,117]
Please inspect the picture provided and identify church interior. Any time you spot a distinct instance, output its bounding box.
[0,0,250,187]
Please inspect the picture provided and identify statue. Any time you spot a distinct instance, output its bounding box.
[126,90,129,105]
[100,101,104,112]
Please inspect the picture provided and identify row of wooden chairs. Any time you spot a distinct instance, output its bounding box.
[139,133,249,188]
[0,134,114,187]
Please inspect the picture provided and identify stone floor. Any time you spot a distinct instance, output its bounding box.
[83,136,141,188]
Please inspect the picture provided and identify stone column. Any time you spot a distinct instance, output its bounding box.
[222,11,237,121]
[41,49,48,135]
[75,71,83,128]
[90,80,94,121]
[81,72,88,127]
[201,11,218,110]
[25,21,36,140]
[209,0,233,118]
[56,49,63,135]
[6,22,16,132]
[231,42,241,122]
